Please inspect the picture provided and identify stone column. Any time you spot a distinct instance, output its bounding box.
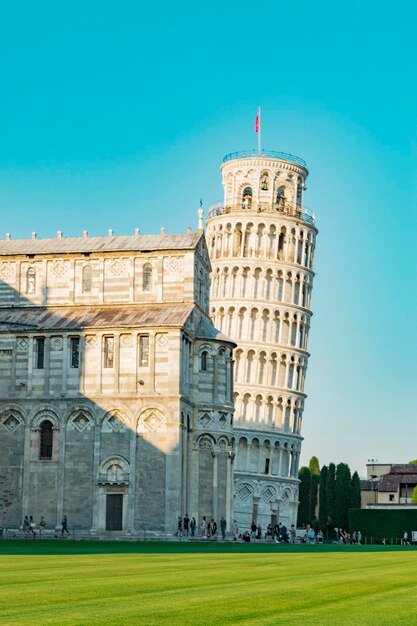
[271,498,280,527]
[251,495,260,524]
[91,422,101,532]
[56,424,66,527]
[22,424,32,523]
[225,451,234,528]
[212,448,218,522]
[126,425,137,531]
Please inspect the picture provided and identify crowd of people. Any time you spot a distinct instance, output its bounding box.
[175,517,305,543]
[174,517,370,546]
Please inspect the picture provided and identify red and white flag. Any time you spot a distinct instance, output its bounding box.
[255,112,260,133]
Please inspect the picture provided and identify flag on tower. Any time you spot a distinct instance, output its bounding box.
[255,107,261,154]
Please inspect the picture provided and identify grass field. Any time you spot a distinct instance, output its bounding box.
[1,541,417,625]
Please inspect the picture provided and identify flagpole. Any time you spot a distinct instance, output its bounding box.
[258,106,261,155]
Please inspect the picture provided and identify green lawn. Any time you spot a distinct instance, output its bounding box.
[1,541,416,625]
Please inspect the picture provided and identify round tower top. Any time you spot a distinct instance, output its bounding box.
[212,149,314,225]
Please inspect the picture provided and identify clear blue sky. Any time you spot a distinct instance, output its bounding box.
[0,1,416,475]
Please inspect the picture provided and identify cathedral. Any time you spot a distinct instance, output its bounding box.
[0,149,317,534]
[0,226,235,533]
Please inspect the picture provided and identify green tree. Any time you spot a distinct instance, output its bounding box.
[309,473,319,522]
[335,463,352,529]
[350,471,361,509]
[412,486,417,504]
[297,466,311,526]
[319,465,328,531]
[309,456,320,476]
[409,460,417,465]
[326,463,336,530]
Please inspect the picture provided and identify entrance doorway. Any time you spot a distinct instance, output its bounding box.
[106,494,123,530]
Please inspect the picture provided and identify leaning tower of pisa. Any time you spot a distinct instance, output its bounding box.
[206,149,318,530]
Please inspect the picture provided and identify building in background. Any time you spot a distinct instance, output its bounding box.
[0,230,235,533]
[206,150,318,529]
[361,463,417,507]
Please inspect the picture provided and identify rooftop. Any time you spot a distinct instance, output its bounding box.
[223,150,307,168]
[0,304,195,331]
[0,232,202,257]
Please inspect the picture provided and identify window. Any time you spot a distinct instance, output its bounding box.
[276,186,286,208]
[242,187,252,209]
[82,266,92,292]
[143,264,152,291]
[139,335,149,367]
[104,336,114,368]
[27,267,36,294]
[70,337,80,368]
[264,458,270,474]
[389,494,394,502]
[39,420,53,460]
[200,350,208,371]
[36,337,45,369]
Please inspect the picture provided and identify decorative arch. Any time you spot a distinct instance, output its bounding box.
[98,455,130,485]
[67,407,94,432]
[31,408,60,429]
[137,408,166,434]
[102,409,130,433]
[0,408,25,432]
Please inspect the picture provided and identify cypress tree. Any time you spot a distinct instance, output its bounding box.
[335,462,352,530]
[309,456,320,476]
[326,463,336,530]
[412,486,417,504]
[350,471,361,509]
[297,466,311,526]
[309,473,319,523]
[319,465,328,530]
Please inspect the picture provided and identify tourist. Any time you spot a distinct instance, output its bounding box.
[357,530,362,545]
[403,531,410,546]
[232,519,239,542]
[220,516,227,540]
[243,531,251,543]
[308,527,316,544]
[61,514,70,536]
[317,530,324,544]
[29,516,37,540]
[210,519,217,540]
[183,513,190,536]
[281,524,289,543]
[22,515,29,534]
[250,521,257,540]
[39,515,46,528]
[200,516,207,539]
[266,524,273,543]
[290,524,296,544]
[256,524,262,541]
[176,516,183,537]
[190,516,196,537]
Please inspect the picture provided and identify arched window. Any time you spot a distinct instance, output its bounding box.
[260,173,269,191]
[276,186,286,209]
[200,350,208,371]
[39,420,53,460]
[143,263,152,291]
[27,268,36,294]
[82,265,92,293]
[242,187,252,209]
